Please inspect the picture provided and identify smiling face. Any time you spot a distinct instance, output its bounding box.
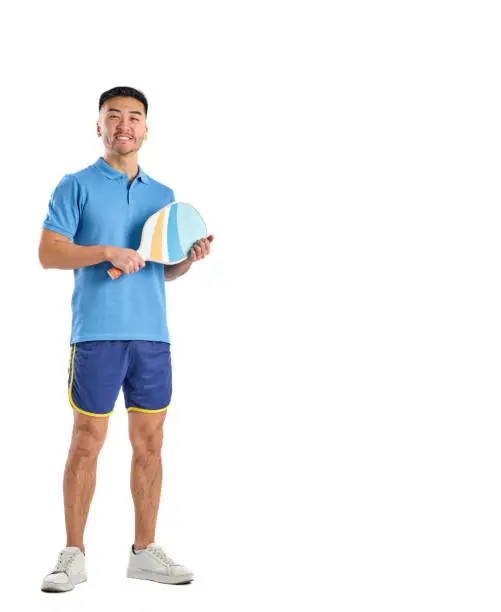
[97,96,148,156]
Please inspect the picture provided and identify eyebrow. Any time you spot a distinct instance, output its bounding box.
[105,108,144,116]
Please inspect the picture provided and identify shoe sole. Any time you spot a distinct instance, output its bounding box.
[41,574,87,593]
[127,568,193,585]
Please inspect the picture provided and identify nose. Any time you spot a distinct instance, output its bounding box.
[117,116,133,131]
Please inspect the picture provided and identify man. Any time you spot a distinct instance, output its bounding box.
[39,86,213,592]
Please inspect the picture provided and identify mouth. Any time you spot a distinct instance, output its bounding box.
[115,136,134,143]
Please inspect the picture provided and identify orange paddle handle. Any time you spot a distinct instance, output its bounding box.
[107,266,124,280]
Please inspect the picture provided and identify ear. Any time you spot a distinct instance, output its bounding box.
[97,121,101,137]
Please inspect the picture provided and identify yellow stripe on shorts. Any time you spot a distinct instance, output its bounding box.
[67,344,112,418]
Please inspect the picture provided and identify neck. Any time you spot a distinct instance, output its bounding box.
[102,151,139,182]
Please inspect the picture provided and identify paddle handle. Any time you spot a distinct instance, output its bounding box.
[107,245,148,280]
[107,267,124,280]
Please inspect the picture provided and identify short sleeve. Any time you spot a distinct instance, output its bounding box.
[42,174,81,241]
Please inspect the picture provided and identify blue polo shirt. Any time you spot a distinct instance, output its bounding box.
[43,157,175,344]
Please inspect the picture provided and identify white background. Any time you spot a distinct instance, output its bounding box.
[1,0,500,610]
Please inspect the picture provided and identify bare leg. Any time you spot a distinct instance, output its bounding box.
[63,411,109,553]
[128,411,166,549]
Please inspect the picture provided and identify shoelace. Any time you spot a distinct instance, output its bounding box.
[51,550,78,574]
[150,547,177,567]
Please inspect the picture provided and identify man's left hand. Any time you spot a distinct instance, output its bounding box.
[188,235,214,263]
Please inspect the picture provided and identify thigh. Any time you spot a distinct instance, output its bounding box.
[128,409,166,446]
[71,409,110,449]
[123,341,172,414]
[68,341,128,417]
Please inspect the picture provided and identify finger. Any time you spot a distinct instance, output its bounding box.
[199,239,209,256]
[207,235,214,242]
[194,241,204,258]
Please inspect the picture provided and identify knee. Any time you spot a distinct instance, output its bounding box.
[70,422,107,460]
[130,429,163,459]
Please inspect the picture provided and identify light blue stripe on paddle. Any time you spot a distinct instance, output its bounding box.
[167,204,184,262]
[177,203,207,253]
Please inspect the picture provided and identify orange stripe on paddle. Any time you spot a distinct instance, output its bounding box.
[150,207,166,261]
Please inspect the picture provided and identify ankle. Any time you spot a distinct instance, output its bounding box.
[67,543,85,554]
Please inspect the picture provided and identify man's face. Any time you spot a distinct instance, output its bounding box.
[97,97,148,156]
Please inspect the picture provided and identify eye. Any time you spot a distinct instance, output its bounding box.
[132,117,139,121]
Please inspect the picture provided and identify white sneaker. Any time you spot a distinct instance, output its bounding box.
[41,546,87,592]
[127,543,194,584]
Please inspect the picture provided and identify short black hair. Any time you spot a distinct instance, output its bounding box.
[99,86,148,116]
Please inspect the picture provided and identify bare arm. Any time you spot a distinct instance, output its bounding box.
[39,229,145,274]
[164,259,193,281]
[39,229,109,270]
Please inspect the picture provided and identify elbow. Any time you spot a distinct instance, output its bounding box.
[38,247,53,269]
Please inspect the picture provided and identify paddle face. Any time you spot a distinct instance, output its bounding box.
[138,201,207,265]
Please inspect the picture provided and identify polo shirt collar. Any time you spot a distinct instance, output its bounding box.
[95,157,150,184]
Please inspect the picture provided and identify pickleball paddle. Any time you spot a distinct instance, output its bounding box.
[107,201,207,280]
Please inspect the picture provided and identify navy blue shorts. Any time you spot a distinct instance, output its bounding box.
[67,340,172,417]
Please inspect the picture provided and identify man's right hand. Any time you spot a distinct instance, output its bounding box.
[104,246,146,275]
